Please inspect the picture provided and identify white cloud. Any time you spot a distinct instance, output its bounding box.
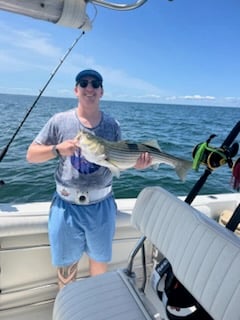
[224,97,240,102]
[0,51,47,72]
[100,67,162,94]
[0,22,61,57]
[165,96,177,101]
[0,85,35,95]
[181,95,215,101]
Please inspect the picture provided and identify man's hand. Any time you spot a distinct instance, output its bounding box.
[134,152,152,169]
[56,140,77,157]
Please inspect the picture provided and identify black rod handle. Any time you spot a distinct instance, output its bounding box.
[221,121,240,148]
[184,169,212,204]
[225,204,240,232]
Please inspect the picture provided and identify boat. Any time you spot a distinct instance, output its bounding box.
[1,189,240,320]
[1,1,240,319]
[1,183,240,319]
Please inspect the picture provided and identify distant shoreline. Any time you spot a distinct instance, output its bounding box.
[0,92,238,109]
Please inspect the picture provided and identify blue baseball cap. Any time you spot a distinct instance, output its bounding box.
[75,69,103,84]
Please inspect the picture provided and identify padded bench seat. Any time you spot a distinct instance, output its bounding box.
[53,270,153,320]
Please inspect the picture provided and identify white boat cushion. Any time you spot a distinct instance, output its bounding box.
[53,270,152,320]
[131,186,240,320]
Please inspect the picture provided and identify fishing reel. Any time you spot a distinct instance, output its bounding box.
[192,134,239,171]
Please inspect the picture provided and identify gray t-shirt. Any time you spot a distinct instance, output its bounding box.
[34,108,121,191]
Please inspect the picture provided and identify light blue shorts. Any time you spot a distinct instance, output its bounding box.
[48,192,117,267]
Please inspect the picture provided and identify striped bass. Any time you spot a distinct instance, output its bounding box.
[75,131,192,181]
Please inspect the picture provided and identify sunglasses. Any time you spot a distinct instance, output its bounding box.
[78,79,102,89]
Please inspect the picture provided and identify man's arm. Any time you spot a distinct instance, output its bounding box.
[26,140,77,163]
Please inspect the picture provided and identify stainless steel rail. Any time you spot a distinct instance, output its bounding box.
[90,0,148,11]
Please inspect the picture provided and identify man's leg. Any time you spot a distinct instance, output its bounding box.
[87,197,117,276]
[89,258,107,276]
[57,261,78,289]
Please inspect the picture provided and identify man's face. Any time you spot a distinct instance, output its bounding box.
[75,76,103,104]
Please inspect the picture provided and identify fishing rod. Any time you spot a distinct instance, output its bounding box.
[0,31,85,165]
[185,120,240,205]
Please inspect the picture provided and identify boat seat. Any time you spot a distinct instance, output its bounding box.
[53,186,240,320]
[53,270,152,320]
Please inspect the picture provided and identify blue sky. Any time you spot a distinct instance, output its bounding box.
[0,0,240,107]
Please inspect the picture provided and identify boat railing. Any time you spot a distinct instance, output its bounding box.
[0,0,149,29]
[90,0,148,11]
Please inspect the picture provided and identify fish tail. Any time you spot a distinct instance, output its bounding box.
[175,160,193,181]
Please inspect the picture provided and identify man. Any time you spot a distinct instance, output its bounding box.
[26,69,151,288]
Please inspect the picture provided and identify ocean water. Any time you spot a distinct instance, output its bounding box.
[0,93,239,204]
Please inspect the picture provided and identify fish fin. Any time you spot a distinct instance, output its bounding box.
[107,164,121,178]
[175,160,193,181]
[95,154,107,161]
[99,159,121,178]
[142,140,161,151]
